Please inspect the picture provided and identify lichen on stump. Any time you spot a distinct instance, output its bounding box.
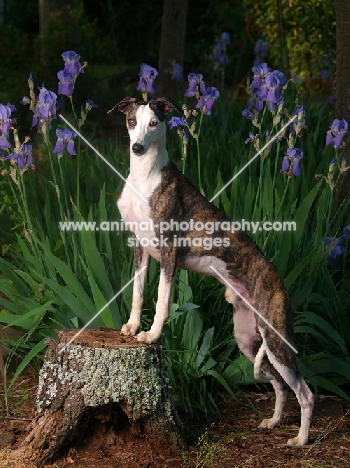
[9,329,183,467]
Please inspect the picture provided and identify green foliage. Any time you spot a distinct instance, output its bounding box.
[243,0,336,79]
[162,273,237,414]
[0,26,40,107]
[187,0,250,87]
[41,3,114,68]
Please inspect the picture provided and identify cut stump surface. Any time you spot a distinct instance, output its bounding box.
[7,329,183,467]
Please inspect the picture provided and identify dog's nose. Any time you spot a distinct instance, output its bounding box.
[132,143,144,155]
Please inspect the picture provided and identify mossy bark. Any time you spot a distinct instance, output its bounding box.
[10,329,183,467]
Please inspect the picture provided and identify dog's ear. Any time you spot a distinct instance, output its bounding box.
[155,97,178,115]
[107,97,138,114]
[116,97,138,114]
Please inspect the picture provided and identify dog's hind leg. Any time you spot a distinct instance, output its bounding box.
[121,245,149,337]
[262,331,314,446]
[258,358,288,429]
[231,300,288,428]
[226,287,312,443]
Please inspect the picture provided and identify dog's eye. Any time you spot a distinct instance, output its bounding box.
[149,120,158,127]
[128,118,136,127]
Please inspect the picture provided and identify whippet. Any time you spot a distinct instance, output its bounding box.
[116,96,314,446]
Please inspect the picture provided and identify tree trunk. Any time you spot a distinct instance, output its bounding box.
[39,0,80,64]
[39,0,79,36]
[157,0,189,102]
[334,0,350,208]
[6,329,183,467]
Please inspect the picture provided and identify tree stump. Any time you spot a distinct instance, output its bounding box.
[8,329,183,467]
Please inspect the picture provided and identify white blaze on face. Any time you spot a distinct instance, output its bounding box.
[128,105,166,155]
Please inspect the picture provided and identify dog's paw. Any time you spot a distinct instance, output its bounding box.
[136,331,159,344]
[121,322,138,336]
[286,435,307,446]
[255,373,273,383]
[258,418,280,429]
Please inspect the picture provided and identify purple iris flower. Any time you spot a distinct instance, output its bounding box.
[35,87,57,120]
[171,63,183,81]
[242,108,254,119]
[168,116,188,130]
[290,105,306,134]
[6,103,16,113]
[184,73,206,97]
[0,136,10,149]
[220,32,231,45]
[61,51,84,76]
[20,96,30,106]
[329,156,336,172]
[53,129,77,156]
[250,63,271,89]
[254,39,268,58]
[137,63,158,94]
[0,103,14,135]
[212,32,230,66]
[22,144,33,167]
[280,148,304,176]
[325,237,346,259]
[267,98,284,113]
[213,43,230,65]
[242,91,264,119]
[325,119,348,149]
[85,99,98,111]
[245,132,255,144]
[281,155,289,173]
[258,81,269,100]
[265,70,287,104]
[57,69,74,96]
[4,152,25,168]
[343,225,350,240]
[196,86,219,115]
[251,95,264,112]
[4,144,33,169]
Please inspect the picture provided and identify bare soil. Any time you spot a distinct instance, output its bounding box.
[0,366,349,467]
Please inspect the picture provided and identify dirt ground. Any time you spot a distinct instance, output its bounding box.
[0,369,349,468]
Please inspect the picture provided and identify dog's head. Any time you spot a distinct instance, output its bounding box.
[115,97,176,156]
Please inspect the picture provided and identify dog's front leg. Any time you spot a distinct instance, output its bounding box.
[121,244,149,337]
[136,266,173,344]
[137,240,176,344]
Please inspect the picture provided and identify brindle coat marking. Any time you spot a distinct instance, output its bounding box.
[116,96,314,446]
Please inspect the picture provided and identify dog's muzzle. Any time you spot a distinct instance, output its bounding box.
[132,143,144,156]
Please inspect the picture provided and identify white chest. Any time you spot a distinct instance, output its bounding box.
[117,175,161,260]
